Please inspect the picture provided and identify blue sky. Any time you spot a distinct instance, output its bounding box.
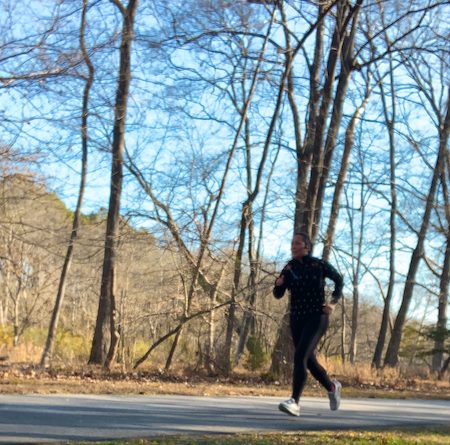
[1,0,447,328]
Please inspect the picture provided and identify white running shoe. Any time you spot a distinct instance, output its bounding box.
[328,380,342,411]
[278,398,300,416]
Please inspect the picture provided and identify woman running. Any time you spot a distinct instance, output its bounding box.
[273,232,343,416]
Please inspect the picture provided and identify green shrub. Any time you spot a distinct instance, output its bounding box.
[0,325,13,348]
[245,335,268,371]
[53,329,90,363]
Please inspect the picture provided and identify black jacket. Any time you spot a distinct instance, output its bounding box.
[273,255,343,318]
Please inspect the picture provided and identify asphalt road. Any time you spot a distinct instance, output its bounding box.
[0,394,449,444]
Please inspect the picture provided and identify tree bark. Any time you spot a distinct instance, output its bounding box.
[349,195,364,365]
[301,1,348,237]
[340,296,346,362]
[89,0,139,366]
[271,2,326,379]
[322,87,370,261]
[372,66,398,369]
[311,2,362,242]
[384,88,449,367]
[40,0,93,368]
[432,161,450,372]
[293,4,324,232]
[205,267,225,373]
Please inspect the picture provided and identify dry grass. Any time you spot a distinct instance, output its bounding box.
[67,426,450,445]
[0,342,448,399]
[0,359,448,400]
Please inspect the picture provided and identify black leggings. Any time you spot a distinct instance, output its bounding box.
[290,313,334,402]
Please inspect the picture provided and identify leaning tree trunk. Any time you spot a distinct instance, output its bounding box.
[41,0,93,368]
[224,84,282,373]
[89,0,139,366]
[372,57,398,369]
[384,103,448,367]
[432,168,450,372]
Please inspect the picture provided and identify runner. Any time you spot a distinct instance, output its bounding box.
[273,232,343,416]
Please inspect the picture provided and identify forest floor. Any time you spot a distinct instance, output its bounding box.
[0,363,448,400]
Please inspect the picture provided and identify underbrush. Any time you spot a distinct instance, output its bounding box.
[0,360,448,400]
[0,333,448,398]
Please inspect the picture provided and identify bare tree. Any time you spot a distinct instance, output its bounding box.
[295,0,363,237]
[385,84,449,367]
[432,155,450,373]
[41,0,94,368]
[89,0,140,367]
[270,0,363,380]
[370,5,399,367]
[343,166,369,364]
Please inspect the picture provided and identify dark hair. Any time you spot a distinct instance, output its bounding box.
[294,232,312,252]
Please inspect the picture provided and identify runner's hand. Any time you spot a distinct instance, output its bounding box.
[322,302,336,315]
[275,265,291,286]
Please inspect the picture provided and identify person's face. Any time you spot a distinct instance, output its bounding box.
[291,234,309,259]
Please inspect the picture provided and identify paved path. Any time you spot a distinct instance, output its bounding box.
[0,394,449,444]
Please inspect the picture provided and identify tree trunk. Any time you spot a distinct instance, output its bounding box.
[165,327,182,372]
[271,4,326,379]
[322,85,370,261]
[294,6,324,232]
[340,296,346,362]
[89,0,139,366]
[224,63,291,374]
[271,1,360,378]
[221,8,280,375]
[233,118,256,366]
[205,267,224,374]
[438,355,450,380]
[349,287,359,364]
[105,267,120,369]
[432,167,450,372]
[372,65,398,368]
[269,309,293,383]
[346,182,364,365]
[41,0,93,368]
[312,3,361,241]
[234,213,259,365]
[384,98,449,366]
[301,2,348,237]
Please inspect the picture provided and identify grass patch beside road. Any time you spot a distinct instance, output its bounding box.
[70,426,450,445]
[0,364,449,401]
